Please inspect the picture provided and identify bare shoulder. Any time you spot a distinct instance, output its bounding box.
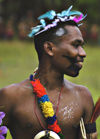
[64,78,94,123]
[75,83,93,107]
[64,78,93,102]
[0,79,32,112]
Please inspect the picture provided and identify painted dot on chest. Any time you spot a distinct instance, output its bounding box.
[59,102,79,120]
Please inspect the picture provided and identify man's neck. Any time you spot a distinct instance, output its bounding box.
[34,62,64,90]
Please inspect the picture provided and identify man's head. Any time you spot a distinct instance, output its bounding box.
[29,6,86,77]
[34,20,86,77]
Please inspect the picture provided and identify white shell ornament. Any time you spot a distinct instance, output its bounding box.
[34,130,60,139]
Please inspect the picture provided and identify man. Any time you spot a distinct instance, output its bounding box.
[0,6,97,139]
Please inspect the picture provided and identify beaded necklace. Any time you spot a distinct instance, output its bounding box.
[30,74,64,139]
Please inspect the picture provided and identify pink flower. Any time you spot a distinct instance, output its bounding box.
[0,126,8,138]
[0,135,5,139]
[0,112,8,139]
[0,112,5,125]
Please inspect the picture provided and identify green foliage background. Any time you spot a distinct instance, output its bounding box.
[1,0,100,24]
[0,40,100,138]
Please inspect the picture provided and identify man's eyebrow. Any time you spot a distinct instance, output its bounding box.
[72,39,85,45]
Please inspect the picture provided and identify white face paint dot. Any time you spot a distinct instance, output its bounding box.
[55,28,65,36]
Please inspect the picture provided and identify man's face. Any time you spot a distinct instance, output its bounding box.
[51,25,86,77]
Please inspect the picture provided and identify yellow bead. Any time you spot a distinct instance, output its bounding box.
[40,101,54,118]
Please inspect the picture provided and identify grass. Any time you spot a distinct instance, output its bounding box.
[0,40,100,138]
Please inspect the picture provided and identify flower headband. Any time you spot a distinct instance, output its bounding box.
[29,5,86,37]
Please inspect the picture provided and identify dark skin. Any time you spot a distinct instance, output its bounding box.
[0,25,97,139]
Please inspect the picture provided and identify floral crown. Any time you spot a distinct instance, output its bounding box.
[29,5,86,37]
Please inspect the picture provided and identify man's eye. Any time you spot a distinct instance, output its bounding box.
[73,43,84,48]
[73,44,79,48]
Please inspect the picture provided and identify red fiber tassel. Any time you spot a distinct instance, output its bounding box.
[48,120,61,133]
[91,98,100,123]
[30,80,47,97]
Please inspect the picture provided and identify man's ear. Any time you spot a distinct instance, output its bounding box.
[43,41,55,56]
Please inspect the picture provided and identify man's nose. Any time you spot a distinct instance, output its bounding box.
[78,46,86,58]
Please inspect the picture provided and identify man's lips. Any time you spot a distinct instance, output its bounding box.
[74,62,83,69]
[77,61,83,66]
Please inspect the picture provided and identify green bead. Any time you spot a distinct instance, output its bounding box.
[58,132,65,139]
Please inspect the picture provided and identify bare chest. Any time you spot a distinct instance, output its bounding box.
[10,93,83,138]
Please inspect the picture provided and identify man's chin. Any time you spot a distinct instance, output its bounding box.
[70,72,79,77]
[67,73,79,77]
[65,64,82,77]
[65,70,80,77]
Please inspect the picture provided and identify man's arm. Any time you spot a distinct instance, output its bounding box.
[81,87,98,139]
[0,87,13,126]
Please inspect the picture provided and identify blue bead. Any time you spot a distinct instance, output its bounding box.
[38,95,49,103]
[30,74,33,81]
[46,115,56,125]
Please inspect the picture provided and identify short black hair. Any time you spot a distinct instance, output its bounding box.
[34,20,78,61]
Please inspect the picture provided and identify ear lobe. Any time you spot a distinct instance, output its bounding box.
[44,42,54,56]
